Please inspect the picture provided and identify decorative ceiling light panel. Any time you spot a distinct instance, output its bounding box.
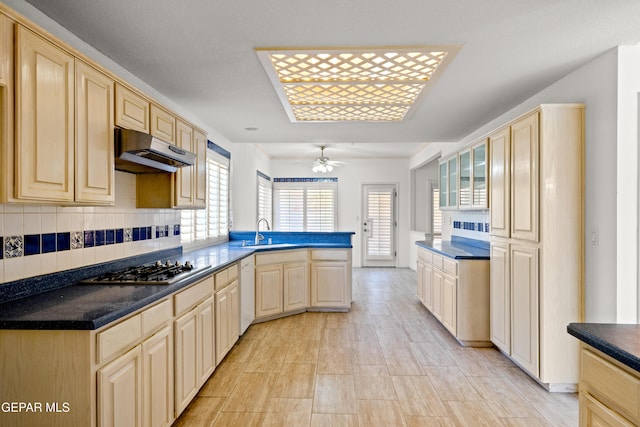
[256,46,460,122]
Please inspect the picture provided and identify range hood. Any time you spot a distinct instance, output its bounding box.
[114,128,197,174]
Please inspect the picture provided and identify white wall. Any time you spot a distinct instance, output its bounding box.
[615,45,640,322]
[411,160,439,232]
[230,144,271,230]
[411,48,620,322]
[269,158,411,268]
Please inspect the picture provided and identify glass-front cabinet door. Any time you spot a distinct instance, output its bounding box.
[448,157,458,207]
[439,161,447,208]
[472,141,488,208]
[459,150,471,208]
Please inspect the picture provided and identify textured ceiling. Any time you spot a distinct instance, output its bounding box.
[22,0,640,159]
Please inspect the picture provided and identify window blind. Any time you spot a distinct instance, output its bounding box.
[274,178,337,232]
[432,184,442,235]
[257,171,272,230]
[366,190,393,257]
[181,144,230,245]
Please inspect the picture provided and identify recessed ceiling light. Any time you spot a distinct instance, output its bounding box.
[256,46,460,122]
[245,127,259,131]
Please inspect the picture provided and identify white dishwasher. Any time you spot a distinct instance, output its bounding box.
[240,255,255,334]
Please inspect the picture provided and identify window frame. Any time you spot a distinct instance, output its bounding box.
[273,178,338,232]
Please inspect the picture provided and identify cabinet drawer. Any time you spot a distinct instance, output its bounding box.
[141,299,171,336]
[443,258,457,276]
[432,254,444,270]
[174,276,214,315]
[582,349,640,419]
[310,249,349,261]
[256,250,307,266]
[97,313,142,364]
[417,249,433,264]
[215,263,238,290]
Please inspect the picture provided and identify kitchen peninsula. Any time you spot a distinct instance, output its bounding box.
[0,231,353,427]
[568,323,640,426]
[415,236,490,347]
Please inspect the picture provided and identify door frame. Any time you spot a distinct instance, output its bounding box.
[361,183,398,267]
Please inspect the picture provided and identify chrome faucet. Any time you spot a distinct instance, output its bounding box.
[255,218,271,245]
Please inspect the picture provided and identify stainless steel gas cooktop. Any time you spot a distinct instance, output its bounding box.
[80,260,208,285]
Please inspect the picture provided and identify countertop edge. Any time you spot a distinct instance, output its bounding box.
[0,242,353,330]
[567,323,640,372]
[415,240,490,260]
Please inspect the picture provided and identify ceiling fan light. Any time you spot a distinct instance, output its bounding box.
[326,164,333,172]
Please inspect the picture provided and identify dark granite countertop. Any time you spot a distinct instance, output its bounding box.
[0,238,353,331]
[567,323,640,372]
[415,236,490,260]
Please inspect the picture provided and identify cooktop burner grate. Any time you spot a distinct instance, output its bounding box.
[81,260,204,285]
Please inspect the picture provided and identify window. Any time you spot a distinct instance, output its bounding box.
[257,171,272,230]
[431,182,442,236]
[181,142,230,246]
[273,178,337,231]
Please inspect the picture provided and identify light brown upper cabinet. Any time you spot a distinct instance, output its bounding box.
[150,103,176,144]
[75,59,115,204]
[489,127,511,237]
[0,13,10,86]
[510,112,539,242]
[439,161,448,209]
[458,149,472,208]
[175,119,194,208]
[115,83,149,133]
[438,155,458,209]
[11,25,114,205]
[194,128,207,209]
[0,13,14,203]
[471,141,488,209]
[455,139,489,210]
[15,25,75,202]
[489,113,539,242]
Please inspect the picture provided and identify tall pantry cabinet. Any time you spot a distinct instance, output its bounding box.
[489,104,584,391]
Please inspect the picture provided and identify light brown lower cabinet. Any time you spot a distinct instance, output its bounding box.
[0,297,175,427]
[214,263,240,365]
[416,246,490,346]
[173,277,215,417]
[254,250,309,320]
[254,248,352,322]
[141,326,173,427]
[97,345,142,427]
[309,249,352,309]
[579,345,640,426]
[98,324,173,427]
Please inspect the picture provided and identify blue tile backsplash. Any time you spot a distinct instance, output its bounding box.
[0,171,184,285]
[1,225,180,260]
[452,221,490,233]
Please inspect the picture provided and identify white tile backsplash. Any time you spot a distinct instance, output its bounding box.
[42,213,57,234]
[0,171,182,284]
[23,213,41,235]
[4,213,23,236]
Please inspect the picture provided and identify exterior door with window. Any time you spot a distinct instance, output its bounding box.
[362,184,396,267]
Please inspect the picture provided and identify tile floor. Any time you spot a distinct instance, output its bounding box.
[173,267,578,426]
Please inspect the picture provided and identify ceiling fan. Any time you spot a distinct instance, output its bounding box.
[311,145,347,173]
